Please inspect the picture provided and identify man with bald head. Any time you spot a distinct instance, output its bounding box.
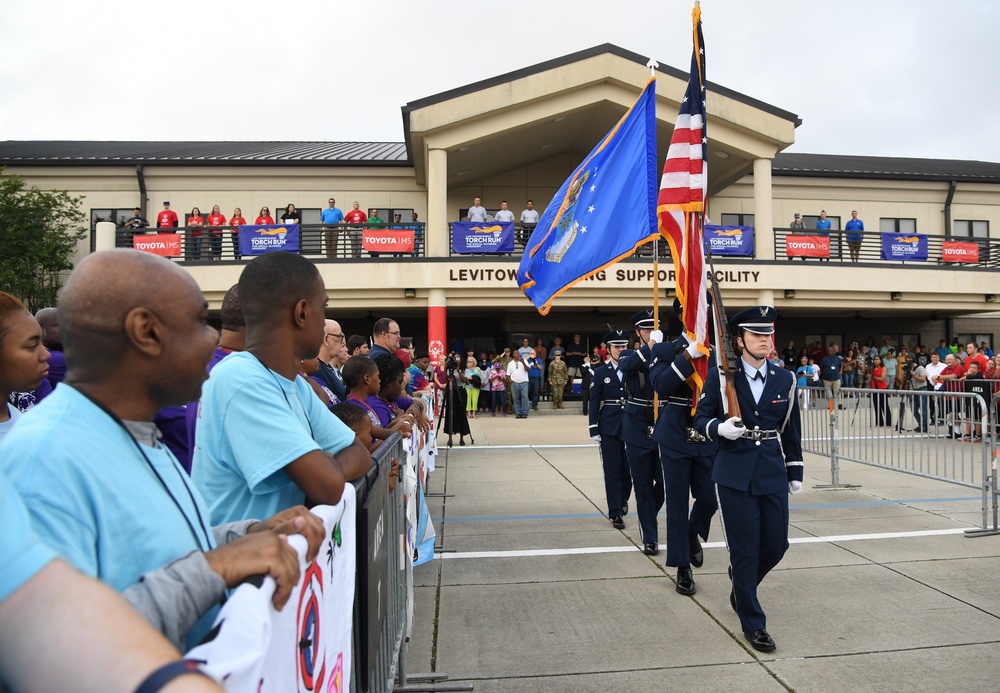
[193,251,371,526]
[315,318,348,402]
[0,249,321,649]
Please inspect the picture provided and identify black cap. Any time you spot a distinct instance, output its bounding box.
[729,306,776,335]
[630,309,658,329]
[603,329,630,346]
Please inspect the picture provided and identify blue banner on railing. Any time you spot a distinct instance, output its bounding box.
[703,225,754,256]
[452,221,515,254]
[880,232,927,261]
[238,224,300,256]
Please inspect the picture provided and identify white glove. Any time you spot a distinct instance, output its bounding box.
[591,434,602,442]
[788,480,803,495]
[685,338,702,359]
[717,416,744,440]
[649,330,663,345]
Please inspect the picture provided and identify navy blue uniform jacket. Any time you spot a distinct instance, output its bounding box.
[694,361,804,494]
[617,346,658,449]
[648,341,719,458]
[588,360,625,437]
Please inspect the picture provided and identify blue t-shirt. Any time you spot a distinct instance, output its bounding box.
[815,218,832,235]
[319,207,344,224]
[0,385,219,646]
[819,354,843,381]
[844,218,864,242]
[193,351,357,525]
[795,366,810,388]
[0,470,56,603]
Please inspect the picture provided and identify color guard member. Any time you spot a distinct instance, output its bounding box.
[694,306,803,653]
[588,330,633,529]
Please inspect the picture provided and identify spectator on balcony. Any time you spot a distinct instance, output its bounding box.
[319,198,345,259]
[409,212,423,256]
[344,201,367,258]
[123,207,150,234]
[789,212,805,229]
[279,203,299,226]
[366,209,387,258]
[229,207,246,260]
[495,200,515,224]
[255,206,274,225]
[845,210,864,262]
[815,210,831,235]
[519,199,540,247]
[467,196,487,223]
[206,205,226,261]
[156,200,178,232]
[187,207,204,261]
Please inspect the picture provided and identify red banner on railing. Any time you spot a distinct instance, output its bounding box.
[785,235,830,258]
[133,233,181,257]
[362,229,415,253]
[942,241,979,263]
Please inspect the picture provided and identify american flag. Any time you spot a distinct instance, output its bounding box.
[658,4,709,403]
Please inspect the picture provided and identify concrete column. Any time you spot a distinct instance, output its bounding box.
[95,221,117,252]
[428,288,447,365]
[427,148,448,257]
[757,289,775,307]
[753,158,774,261]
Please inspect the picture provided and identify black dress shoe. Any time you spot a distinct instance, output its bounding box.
[642,542,659,555]
[622,503,629,516]
[611,515,625,530]
[744,629,776,652]
[689,532,704,568]
[676,566,696,595]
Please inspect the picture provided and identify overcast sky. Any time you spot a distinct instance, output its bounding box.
[2,0,997,162]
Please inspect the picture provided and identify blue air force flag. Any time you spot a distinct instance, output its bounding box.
[517,78,659,315]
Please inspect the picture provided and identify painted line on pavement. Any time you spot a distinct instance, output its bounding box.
[435,527,970,560]
[445,444,597,450]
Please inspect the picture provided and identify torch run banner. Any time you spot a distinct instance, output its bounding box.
[238,224,301,256]
[452,221,515,254]
[703,225,754,256]
[186,491,356,693]
[880,232,928,261]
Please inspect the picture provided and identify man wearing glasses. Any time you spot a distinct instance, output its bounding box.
[316,319,348,402]
[369,317,401,360]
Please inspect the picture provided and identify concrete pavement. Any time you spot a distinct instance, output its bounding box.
[406,409,1000,692]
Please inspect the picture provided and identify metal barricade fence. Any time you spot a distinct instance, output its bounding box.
[801,385,999,537]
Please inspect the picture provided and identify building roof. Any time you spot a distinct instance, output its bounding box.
[0,141,409,166]
[773,152,1000,183]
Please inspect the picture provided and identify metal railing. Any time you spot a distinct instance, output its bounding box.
[800,385,999,536]
[115,223,427,261]
[774,228,1000,268]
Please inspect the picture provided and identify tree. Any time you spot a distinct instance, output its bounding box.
[0,167,86,313]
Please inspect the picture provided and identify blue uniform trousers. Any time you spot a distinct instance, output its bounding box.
[624,443,664,543]
[599,435,632,518]
[717,484,789,633]
[660,448,716,567]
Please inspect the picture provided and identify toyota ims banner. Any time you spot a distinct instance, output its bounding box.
[785,235,830,258]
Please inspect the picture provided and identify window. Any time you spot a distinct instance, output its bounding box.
[879,218,917,234]
[954,220,989,239]
[802,214,841,230]
[90,208,141,251]
[720,213,755,228]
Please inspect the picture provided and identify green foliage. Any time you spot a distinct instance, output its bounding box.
[0,167,86,313]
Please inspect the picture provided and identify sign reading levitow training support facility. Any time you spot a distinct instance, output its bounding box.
[133,233,181,257]
[238,224,300,256]
[452,221,515,254]
[704,225,754,256]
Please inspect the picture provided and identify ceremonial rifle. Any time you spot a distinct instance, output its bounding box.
[706,251,742,420]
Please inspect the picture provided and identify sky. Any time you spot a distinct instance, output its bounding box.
[2,0,998,162]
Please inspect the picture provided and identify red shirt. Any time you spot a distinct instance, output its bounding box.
[157,209,178,229]
[255,215,275,225]
[187,215,205,237]
[964,354,988,373]
[345,210,368,225]
[206,213,227,234]
[229,216,246,232]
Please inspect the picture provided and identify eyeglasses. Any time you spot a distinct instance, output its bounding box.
[325,332,345,341]
[385,330,400,336]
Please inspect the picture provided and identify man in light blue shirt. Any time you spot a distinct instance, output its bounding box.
[319,196,345,258]
[193,251,371,525]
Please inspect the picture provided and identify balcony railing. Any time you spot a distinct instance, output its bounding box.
[773,228,1000,268]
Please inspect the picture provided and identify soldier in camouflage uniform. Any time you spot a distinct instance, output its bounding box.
[548,351,569,408]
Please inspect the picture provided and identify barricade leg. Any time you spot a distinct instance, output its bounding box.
[815,388,861,489]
